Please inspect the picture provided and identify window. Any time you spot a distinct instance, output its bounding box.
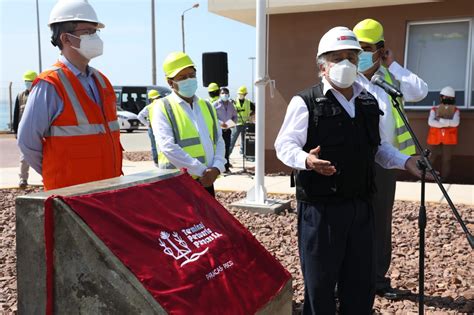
[404,19,473,108]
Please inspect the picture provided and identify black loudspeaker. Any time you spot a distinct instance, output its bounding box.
[202,52,228,87]
[244,123,255,158]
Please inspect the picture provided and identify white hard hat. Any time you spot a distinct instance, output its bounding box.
[440,86,455,98]
[48,0,104,28]
[317,26,362,57]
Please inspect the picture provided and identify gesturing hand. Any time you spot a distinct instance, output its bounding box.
[305,146,337,176]
[199,167,220,187]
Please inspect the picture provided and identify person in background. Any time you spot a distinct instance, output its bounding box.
[214,87,237,173]
[274,26,426,314]
[427,86,460,180]
[207,82,220,104]
[229,85,255,155]
[17,0,122,191]
[137,89,161,166]
[353,18,429,300]
[151,52,225,197]
[13,70,38,189]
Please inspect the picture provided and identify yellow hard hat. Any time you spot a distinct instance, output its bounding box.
[353,18,384,44]
[208,82,219,92]
[23,70,38,81]
[148,89,160,100]
[237,86,247,94]
[163,51,195,78]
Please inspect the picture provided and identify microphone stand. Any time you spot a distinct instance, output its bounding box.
[390,96,474,314]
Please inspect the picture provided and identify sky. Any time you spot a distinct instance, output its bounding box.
[0,0,257,102]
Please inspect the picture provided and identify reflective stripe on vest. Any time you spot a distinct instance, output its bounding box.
[157,96,218,172]
[383,67,416,155]
[234,98,251,125]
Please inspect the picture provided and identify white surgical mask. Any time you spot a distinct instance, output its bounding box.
[25,81,33,90]
[220,94,230,102]
[68,33,103,60]
[175,78,198,98]
[328,59,357,89]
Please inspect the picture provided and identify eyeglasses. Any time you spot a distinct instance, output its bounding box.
[70,28,100,35]
[173,72,196,81]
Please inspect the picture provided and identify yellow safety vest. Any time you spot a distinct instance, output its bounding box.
[150,96,218,175]
[234,98,251,125]
[382,67,416,156]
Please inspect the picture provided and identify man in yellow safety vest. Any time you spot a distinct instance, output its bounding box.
[353,18,428,299]
[150,52,226,196]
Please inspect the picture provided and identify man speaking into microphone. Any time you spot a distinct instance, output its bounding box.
[353,18,428,299]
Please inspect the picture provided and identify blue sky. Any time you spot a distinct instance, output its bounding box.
[0,0,257,102]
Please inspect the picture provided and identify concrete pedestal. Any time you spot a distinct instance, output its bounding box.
[16,169,292,314]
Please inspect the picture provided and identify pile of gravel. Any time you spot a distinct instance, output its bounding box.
[1,188,472,313]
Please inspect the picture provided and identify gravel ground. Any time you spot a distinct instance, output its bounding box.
[123,151,153,161]
[1,188,473,314]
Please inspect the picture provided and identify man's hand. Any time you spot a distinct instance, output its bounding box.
[199,167,220,187]
[405,156,436,181]
[305,146,337,176]
[381,49,394,68]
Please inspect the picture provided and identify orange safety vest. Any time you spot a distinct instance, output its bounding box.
[427,106,459,145]
[38,62,122,190]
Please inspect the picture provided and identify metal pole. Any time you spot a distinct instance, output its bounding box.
[181,14,185,53]
[249,57,255,102]
[8,82,13,131]
[246,0,267,204]
[151,0,156,85]
[35,0,42,72]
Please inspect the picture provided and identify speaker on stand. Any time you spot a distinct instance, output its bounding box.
[202,52,228,88]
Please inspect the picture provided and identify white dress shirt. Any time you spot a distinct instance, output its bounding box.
[356,62,428,147]
[137,103,152,127]
[151,92,226,177]
[274,77,409,171]
[428,107,460,128]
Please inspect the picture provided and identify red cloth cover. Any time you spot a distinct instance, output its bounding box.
[45,172,291,314]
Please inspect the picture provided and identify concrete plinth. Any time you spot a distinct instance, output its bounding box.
[230,198,292,214]
[16,169,293,314]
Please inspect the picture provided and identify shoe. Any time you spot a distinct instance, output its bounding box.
[19,179,28,189]
[376,287,412,300]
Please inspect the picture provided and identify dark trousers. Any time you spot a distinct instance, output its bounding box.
[222,129,232,169]
[372,164,397,290]
[298,199,375,314]
[147,127,158,165]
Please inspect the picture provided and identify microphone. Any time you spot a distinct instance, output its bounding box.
[371,75,403,98]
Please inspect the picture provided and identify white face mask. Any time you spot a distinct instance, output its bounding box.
[68,33,103,60]
[328,59,357,89]
[25,81,33,90]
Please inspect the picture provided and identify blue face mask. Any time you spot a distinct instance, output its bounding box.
[220,94,230,101]
[175,78,198,98]
[358,51,376,72]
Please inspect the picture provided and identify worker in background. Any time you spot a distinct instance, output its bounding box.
[137,89,161,166]
[427,86,460,179]
[274,26,427,314]
[17,0,122,191]
[13,70,38,189]
[353,18,429,300]
[207,82,220,104]
[214,87,237,173]
[229,85,255,155]
[151,52,225,197]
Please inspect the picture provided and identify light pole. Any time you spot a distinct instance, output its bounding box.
[35,0,42,72]
[248,57,255,102]
[181,3,199,53]
[151,0,156,85]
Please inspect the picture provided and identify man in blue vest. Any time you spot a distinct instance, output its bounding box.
[151,52,226,196]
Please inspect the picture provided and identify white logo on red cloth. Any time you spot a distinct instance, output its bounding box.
[158,222,222,267]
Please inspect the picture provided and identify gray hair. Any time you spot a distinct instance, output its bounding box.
[316,53,330,78]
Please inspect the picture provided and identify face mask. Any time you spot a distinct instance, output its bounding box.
[25,81,33,90]
[68,33,103,60]
[220,94,230,101]
[328,59,357,89]
[358,51,377,73]
[442,97,455,105]
[175,77,198,98]
[238,95,245,100]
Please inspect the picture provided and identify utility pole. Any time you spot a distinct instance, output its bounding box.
[248,57,256,102]
[181,3,199,53]
[35,0,42,72]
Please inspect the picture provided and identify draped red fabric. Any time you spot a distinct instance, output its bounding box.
[44,172,291,314]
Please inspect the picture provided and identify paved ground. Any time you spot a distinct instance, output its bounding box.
[1,131,473,205]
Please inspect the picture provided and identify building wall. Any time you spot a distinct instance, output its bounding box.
[265,0,474,183]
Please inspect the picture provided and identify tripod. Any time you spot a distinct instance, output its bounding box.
[233,123,254,178]
[391,97,474,314]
